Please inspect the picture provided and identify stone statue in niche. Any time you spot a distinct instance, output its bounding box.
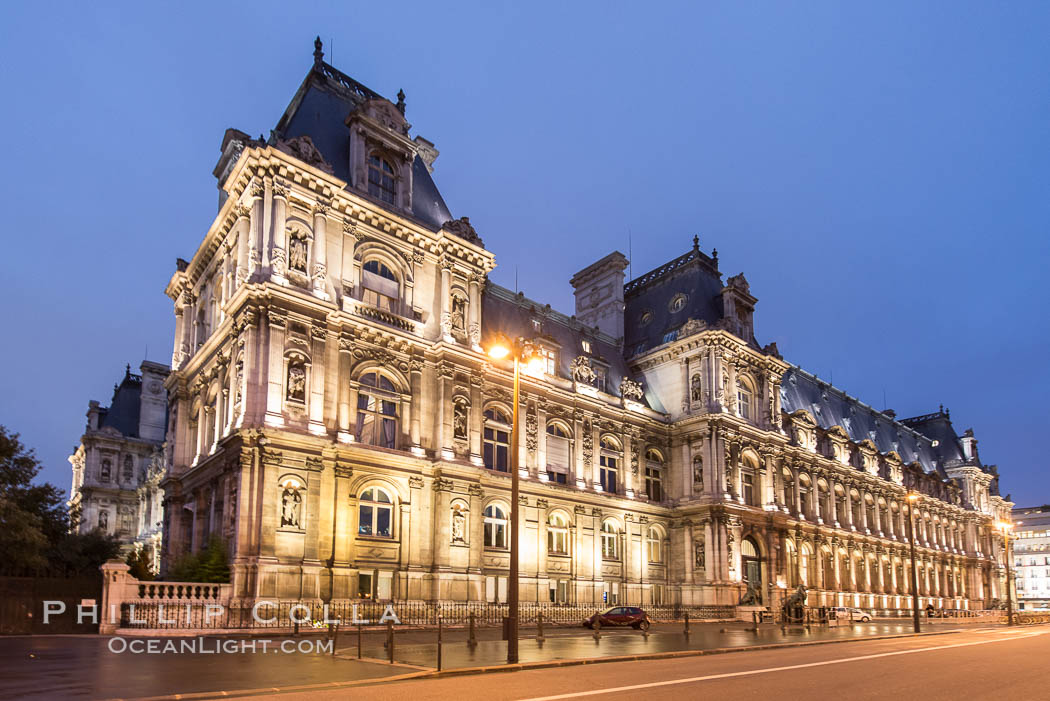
[287,363,306,402]
[450,295,466,333]
[695,540,705,570]
[123,455,134,482]
[453,399,468,440]
[235,356,244,404]
[98,510,109,532]
[693,455,704,489]
[100,459,111,482]
[451,505,466,543]
[289,235,308,273]
[280,486,302,528]
[691,374,702,402]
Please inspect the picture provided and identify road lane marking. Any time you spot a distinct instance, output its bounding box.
[520,630,1045,700]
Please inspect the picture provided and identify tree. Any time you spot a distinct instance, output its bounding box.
[126,547,155,581]
[0,425,120,575]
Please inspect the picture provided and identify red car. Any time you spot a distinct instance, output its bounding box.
[583,606,651,631]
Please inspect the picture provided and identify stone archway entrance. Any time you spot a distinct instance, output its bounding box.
[742,537,763,604]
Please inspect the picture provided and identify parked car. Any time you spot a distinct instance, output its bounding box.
[832,606,873,622]
[583,606,651,630]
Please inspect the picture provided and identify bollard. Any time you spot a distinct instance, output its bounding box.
[387,620,395,663]
[751,611,760,633]
[330,622,339,656]
[357,622,363,659]
[537,612,545,641]
[468,613,477,647]
[592,620,602,641]
[437,615,443,672]
[684,613,690,635]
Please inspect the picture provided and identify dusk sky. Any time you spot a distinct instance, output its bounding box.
[1,2,1046,504]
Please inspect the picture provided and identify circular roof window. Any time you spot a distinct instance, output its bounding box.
[669,294,688,313]
[639,310,653,326]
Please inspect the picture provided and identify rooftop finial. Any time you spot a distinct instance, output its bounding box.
[396,88,406,115]
[712,247,718,263]
[125,363,131,378]
[313,36,324,66]
[692,234,699,251]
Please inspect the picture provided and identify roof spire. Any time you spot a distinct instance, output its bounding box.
[313,36,324,66]
[692,234,699,251]
[396,88,406,115]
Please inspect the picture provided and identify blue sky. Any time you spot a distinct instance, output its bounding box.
[1,1,1047,504]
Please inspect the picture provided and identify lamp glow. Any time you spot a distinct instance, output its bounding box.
[488,344,510,360]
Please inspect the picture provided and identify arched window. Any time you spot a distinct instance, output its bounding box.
[647,527,664,563]
[358,486,393,538]
[741,457,758,506]
[781,471,794,510]
[484,504,507,549]
[548,512,568,554]
[800,543,813,586]
[693,454,704,490]
[122,455,134,483]
[483,408,510,472]
[645,449,664,502]
[736,376,754,420]
[599,436,620,493]
[367,154,397,205]
[601,520,619,560]
[546,423,571,484]
[741,536,762,599]
[361,259,400,312]
[356,372,398,448]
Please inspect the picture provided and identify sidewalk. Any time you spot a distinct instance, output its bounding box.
[340,620,980,670]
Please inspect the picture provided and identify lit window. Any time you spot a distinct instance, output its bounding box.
[538,347,556,375]
[483,408,511,472]
[662,330,679,344]
[367,154,396,205]
[484,505,507,549]
[548,513,568,554]
[741,470,756,506]
[356,372,398,448]
[581,340,592,354]
[546,423,571,483]
[647,527,663,563]
[358,487,393,538]
[601,521,619,560]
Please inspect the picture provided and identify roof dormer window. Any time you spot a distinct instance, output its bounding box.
[368,154,397,205]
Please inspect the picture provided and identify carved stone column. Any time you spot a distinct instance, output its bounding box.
[336,336,353,441]
[234,203,251,286]
[437,363,454,458]
[248,180,264,278]
[409,360,423,451]
[439,258,453,341]
[311,202,329,299]
[270,181,288,284]
[308,326,327,435]
[467,272,483,350]
[264,310,286,426]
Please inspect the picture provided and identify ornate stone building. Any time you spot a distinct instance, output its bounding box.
[160,40,1012,610]
[69,361,169,569]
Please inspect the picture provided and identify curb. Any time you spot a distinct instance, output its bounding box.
[422,629,964,678]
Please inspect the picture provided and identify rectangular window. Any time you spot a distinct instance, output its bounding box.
[742,471,755,506]
[483,426,509,472]
[581,340,592,354]
[645,464,662,502]
[547,435,570,473]
[358,572,373,599]
[540,348,556,375]
[546,471,568,484]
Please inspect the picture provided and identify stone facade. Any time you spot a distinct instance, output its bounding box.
[69,361,169,569]
[160,41,1012,610]
[1012,505,1050,610]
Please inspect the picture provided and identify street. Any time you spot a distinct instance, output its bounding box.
[266,625,1049,701]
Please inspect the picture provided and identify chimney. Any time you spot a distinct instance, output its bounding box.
[961,428,978,462]
[138,361,171,443]
[570,252,629,342]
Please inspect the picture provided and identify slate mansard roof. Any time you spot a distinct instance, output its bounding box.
[97,366,145,438]
[482,284,654,411]
[271,45,454,233]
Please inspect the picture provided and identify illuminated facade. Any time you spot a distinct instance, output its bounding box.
[161,40,1012,610]
[1012,505,1050,610]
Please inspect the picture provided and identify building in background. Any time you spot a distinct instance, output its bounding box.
[1012,505,1050,610]
[159,39,1012,609]
[69,361,169,570]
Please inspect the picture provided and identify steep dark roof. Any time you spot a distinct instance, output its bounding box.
[272,48,453,232]
[482,284,655,411]
[899,412,967,466]
[623,242,726,357]
[99,367,143,438]
[780,366,947,476]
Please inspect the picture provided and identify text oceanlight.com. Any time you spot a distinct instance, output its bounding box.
[107,637,334,654]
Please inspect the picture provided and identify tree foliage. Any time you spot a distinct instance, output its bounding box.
[167,537,230,583]
[0,425,121,576]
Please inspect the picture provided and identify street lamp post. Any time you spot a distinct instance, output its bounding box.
[487,337,536,665]
[906,491,921,633]
[996,521,1015,626]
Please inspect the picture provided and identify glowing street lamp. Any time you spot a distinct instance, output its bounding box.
[996,520,1015,626]
[485,335,536,664]
[906,491,922,633]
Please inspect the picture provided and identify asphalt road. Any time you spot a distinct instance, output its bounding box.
[267,625,1050,701]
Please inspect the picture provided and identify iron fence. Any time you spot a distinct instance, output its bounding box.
[119,600,736,630]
